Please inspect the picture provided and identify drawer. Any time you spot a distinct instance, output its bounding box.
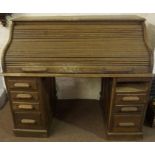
[6,78,38,90]
[12,102,40,112]
[110,115,142,132]
[14,112,43,129]
[10,91,39,102]
[114,105,144,114]
[115,93,148,105]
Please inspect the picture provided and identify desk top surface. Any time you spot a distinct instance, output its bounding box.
[11,15,145,22]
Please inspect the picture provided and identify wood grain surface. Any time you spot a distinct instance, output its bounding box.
[2,16,152,75]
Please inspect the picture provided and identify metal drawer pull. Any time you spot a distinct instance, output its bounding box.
[121,107,138,112]
[18,104,33,110]
[118,122,135,127]
[16,94,32,99]
[14,83,30,88]
[21,119,36,124]
[22,67,47,73]
[122,96,140,101]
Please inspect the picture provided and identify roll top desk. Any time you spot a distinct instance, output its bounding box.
[1,15,153,139]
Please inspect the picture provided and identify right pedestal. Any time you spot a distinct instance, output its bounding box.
[100,77,152,140]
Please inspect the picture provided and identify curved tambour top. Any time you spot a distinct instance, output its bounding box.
[1,15,153,76]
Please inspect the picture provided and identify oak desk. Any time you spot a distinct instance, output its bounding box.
[1,15,153,139]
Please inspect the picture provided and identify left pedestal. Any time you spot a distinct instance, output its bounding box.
[5,77,56,137]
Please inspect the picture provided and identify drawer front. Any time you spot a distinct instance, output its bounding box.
[110,115,142,132]
[114,105,144,114]
[14,112,43,129]
[10,91,39,102]
[115,94,147,105]
[6,78,38,90]
[12,102,40,112]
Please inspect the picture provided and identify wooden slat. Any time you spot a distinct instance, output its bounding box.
[4,19,151,74]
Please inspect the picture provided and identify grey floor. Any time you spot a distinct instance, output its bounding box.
[0,100,155,142]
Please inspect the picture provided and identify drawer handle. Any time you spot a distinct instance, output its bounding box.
[18,104,33,110]
[14,83,30,88]
[118,122,135,127]
[16,94,33,99]
[152,102,155,106]
[122,96,140,101]
[120,107,138,112]
[21,119,36,124]
[21,67,47,73]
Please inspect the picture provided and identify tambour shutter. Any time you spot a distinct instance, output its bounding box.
[3,16,152,74]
